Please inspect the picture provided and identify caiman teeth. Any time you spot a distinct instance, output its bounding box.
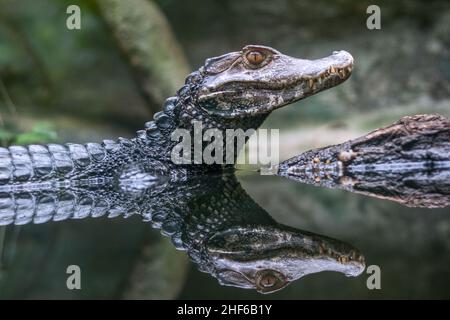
[313,64,352,84]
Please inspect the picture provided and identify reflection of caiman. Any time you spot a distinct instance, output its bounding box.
[0,170,365,294]
[278,114,450,208]
[0,45,353,187]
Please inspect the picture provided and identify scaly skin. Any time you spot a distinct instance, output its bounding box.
[0,45,354,188]
[0,171,364,294]
[278,114,450,208]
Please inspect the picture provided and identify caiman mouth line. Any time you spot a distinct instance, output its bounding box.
[206,226,365,266]
[211,64,353,93]
[209,245,364,266]
[201,64,353,99]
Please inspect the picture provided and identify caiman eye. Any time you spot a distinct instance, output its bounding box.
[259,273,278,287]
[245,51,266,66]
[255,270,287,293]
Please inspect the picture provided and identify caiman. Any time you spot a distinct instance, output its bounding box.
[0,45,360,294]
[0,170,365,294]
[277,114,450,208]
[0,45,354,188]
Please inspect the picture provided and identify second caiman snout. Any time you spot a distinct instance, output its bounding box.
[196,45,354,118]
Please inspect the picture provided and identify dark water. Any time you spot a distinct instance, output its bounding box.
[0,166,449,299]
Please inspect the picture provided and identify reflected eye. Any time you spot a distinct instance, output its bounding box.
[259,273,278,287]
[255,270,287,293]
[245,51,266,65]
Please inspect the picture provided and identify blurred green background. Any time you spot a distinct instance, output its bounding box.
[0,0,449,299]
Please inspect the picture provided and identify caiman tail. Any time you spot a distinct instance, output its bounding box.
[0,140,133,187]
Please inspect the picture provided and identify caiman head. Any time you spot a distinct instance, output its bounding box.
[175,44,354,130]
[205,224,365,294]
[141,45,353,162]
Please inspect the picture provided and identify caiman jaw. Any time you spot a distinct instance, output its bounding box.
[196,45,354,118]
